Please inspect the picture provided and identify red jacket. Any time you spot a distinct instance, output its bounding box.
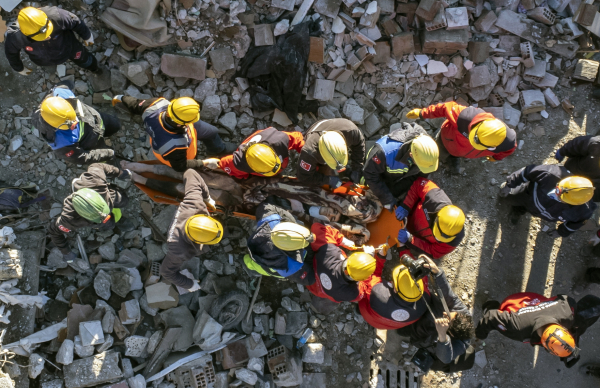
[306,223,368,303]
[420,102,516,161]
[499,292,558,313]
[219,127,304,179]
[399,178,464,259]
[358,249,431,330]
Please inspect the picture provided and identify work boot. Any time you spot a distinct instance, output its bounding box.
[580,363,600,378]
[509,206,525,225]
[585,267,600,284]
[90,65,112,92]
[206,142,237,158]
[481,300,500,313]
[449,157,461,175]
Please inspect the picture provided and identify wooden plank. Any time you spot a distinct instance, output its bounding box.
[308,37,324,63]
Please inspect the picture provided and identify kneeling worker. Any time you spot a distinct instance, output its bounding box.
[554,135,600,201]
[112,95,235,172]
[47,163,131,261]
[202,127,305,179]
[363,122,439,208]
[499,164,596,237]
[395,178,465,259]
[160,169,221,291]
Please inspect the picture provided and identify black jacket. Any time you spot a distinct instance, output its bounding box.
[363,123,429,206]
[296,119,365,186]
[559,135,600,180]
[32,85,113,165]
[47,164,128,254]
[504,164,597,236]
[4,6,91,71]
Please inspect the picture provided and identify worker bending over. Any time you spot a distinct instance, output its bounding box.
[407,102,516,173]
[296,118,365,188]
[306,222,376,305]
[395,178,465,259]
[33,82,121,164]
[47,163,131,262]
[499,164,596,237]
[5,7,99,75]
[555,135,600,201]
[244,202,316,285]
[112,95,235,172]
[476,292,600,367]
[363,122,439,208]
[160,169,221,291]
[202,127,304,179]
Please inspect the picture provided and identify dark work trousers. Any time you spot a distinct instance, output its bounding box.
[196,120,226,155]
[434,129,452,163]
[99,112,122,137]
[430,345,476,373]
[70,42,99,72]
[502,191,529,216]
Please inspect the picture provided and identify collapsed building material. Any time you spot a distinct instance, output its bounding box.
[519,90,546,114]
[573,59,600,81]
[64,352,123,388]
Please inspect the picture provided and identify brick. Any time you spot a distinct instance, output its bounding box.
[380,18,402,36]
[308,37,324,63]
[421,29,468,54]
[527,7,555,25]
[312,79,336,101]
[372,42,391,64]
[446,7,469,30]
[523,61,546,83]
[425,8,447,31]
[396,2,418,14]
[520,42,535,68]
[498,35,521,56]
[161,54,206,81]
[416,0,443,21]
[533,72,558,88]
[391,32,415,57]
[145,282,179,310]
[519,90,546,114]
[468,41,489,64]
[575,4,597,26]
[254,24,274,46]
[574,59,600,81]
[474,10,497,32]
[543,88,560,108]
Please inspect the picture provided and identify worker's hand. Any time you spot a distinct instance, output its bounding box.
[18,67,32,76]
[362,245,375,255]
[202,158,221,169]
[485,156,497,162]
[547,229,562,238]
[63,251,77,262]
[350,171,361,184]
[118,169,132,181]
[421,255,440,275]
[406,108,422,119]
[397,229,412,245]
[498,182,512,198]
[112,95,123,106]
[395,206,408,221]
[329,176,342,188]
[435,312,450,343]
[341,237,356,250]
[377,243,390,257]
[204,196,217,212]
[84,35,94,46]
[384,203,394,212]
[555,149,565,162]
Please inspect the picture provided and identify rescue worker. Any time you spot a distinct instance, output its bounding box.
[363,122,439,207]
[398,256,476,373]
[244,201,316,285]
[476,292,600,367]
[499,164,597,237]
[359,253,431,330]
[47,163,131,262]
[112,95,235,172]
[554,135,600,201]
[32,82,121,164]
[160,169,221,290]
[394,178,466,259]
[0,182,41,212]
[202,127,304,179]
[306,222,377,304]
[296,118,365,188]
[5,7,99,75]
[406,102,516,173]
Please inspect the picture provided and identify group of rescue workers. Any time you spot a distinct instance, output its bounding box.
[6,4,600,376]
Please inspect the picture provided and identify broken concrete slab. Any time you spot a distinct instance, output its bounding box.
[56,339,74,365]
[193,310,223,350]
[391,33,414,58]
[314,0,342,18]
[520,90,546,114]
[427,60,448,75]
[146,282,179,310]
[74,335,95,358]
[111,271,132,298]
[446,7,469,30]
[125,335,149,357]
[254,24,274,46]
[143,327,183,377]
[421,29,468,55]
[161,54,207,80]
[312,79,336,101]
[474,10,497,32]
[79,321,105,346]
[119,299,141,325]
[416,0,443,21]
[343,99,365,125]
[209,48,235,72]
[157,305,195,352]
[574,59,600,82]
[64,352,123,388]
[302,343,325,363]
[94,270,111,300]
[28,353,44,379]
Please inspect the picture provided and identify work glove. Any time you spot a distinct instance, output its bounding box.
[406,108,422,119]
[63,251,77,262]
[362,245,375,255]
[384,203,395,212]
[329,176,342,189]
[341,237,356,250]
[202,158,221,169]
[547,229,561,238]
[118,169,132,181]
[377,243,390,257]
[485,156,497,162]
[397,229,412,245]
[395,206,408,221]
[18,67,32,76]
[350,171,361,184]
[112,95,123,106]
[555,149,565,162]
[498,182,512,198]
[204,196,216,212]
[84,35,94,46]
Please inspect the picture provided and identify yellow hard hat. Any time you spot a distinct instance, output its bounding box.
[411,135,439,173]
[246,143,282,176]
[468,119,507,150]
[40,97,77,129]
[433,205,465,243]
[556,176,594,205]
[318,131,348,171]
[185,214,223,245]
[346,252,376,281]
[392,265,423,302]
[271,222,312,251]
[168,97,200,125]
[18,7,53,41]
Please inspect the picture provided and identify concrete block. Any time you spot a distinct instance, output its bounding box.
[64,352,123,388]
[42,380,63,388]
[119,299,141,325]
[208,48,235,72]
[421,29,468,54]
[127,375,146,388]
[272,0,295,10]
[527,7,555,25]
[111,271,132,298]
[427,60,448,75]
[96,334,114,353]
[523,61,546,83]
[575,4,597,26]
[200,95,222,122]
[125,335,149,357]
[193,310,224,350]
[363,113,382,137]
[543,88,560,108]
[161,54,206,80]
[469,65,491,88]
[425,8,447,31]
[574,59,599,82]
[468,41,489,64]
[520,42,535,68]
[474,10,497,32]
[0,248,22,280]
[391,32,415,58]
[119,62,150,87]
[94,269,111,300]
[302,343,325,363]
[372,41,391,64]
[416,0,443,21]
[56,339,74,365]
[533,72,558,88]
[519,89,546,114]
[343,99,365,124]
[74,335,95,358]
[254,24,274,46]
[29,353,44,378]
[235,368,258,385]
[145,282,179,310]
[313,79,336,101]
[446,7,469,30]
[79,321,104,346]
[101,310,115,333]
[314,0,342,18]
